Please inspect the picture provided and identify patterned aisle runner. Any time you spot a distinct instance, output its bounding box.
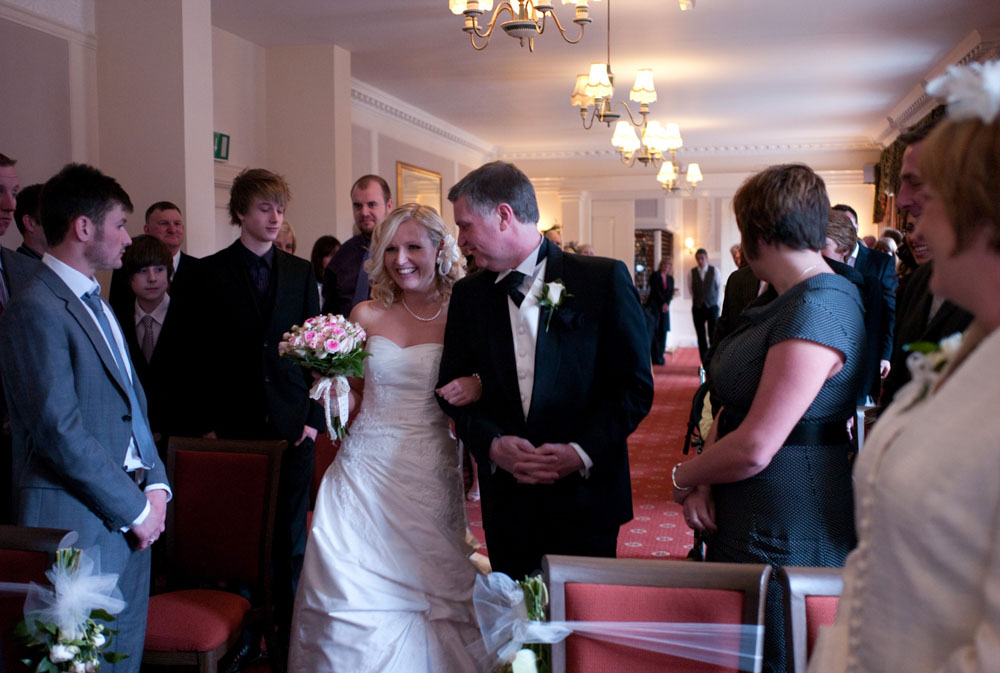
[464,347,703,561]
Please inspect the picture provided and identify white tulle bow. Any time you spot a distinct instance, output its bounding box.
[310,374,351,438]
[23,548,125,640]
[473,572,763,672]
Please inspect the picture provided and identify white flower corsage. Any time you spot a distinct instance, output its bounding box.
[926,60,1000,124]
[536,279,569,332]
[437,234,461,276]
[901,331,963,411]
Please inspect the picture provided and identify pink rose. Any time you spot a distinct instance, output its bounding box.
[325,339,341,354]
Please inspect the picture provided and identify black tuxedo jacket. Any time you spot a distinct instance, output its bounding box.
[438,241,653,538]
[180,242,323,442]
[109,250,196,320]
[882,261,973,408]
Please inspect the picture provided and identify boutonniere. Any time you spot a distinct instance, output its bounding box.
[537,280,570,332]
[900,331,963,411]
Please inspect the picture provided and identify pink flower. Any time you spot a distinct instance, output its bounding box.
[304,330,317,342]
[325,339,341,354]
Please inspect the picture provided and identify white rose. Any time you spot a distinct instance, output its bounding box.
[546,282,565,305]
[92,633,106,647]
[71,661,86,673]
[50,644,75,663]
[85,660,99,673]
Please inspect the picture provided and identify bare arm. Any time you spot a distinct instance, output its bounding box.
[673,338,845,493]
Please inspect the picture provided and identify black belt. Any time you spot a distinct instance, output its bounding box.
[717,410,849,446]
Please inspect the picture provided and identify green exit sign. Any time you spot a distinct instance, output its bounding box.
[213,132,230,161]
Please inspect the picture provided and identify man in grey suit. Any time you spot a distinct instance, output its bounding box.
[0,163,170,673]
[689,248,720,368]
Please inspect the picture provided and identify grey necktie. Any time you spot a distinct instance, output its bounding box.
[140,314,156,363]
[81,290,158,468]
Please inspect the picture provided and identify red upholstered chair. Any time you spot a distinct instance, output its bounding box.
[142,437,285,673]
[777,566,843,673]
[544,555,771,673]
[0,525,77,673]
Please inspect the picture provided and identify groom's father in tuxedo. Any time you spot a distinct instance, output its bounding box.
[0,163,170,672]
[438,162,653,579]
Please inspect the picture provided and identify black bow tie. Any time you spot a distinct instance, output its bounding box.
[500,271,527,307]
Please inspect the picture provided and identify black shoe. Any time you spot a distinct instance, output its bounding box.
[220,630,262,673]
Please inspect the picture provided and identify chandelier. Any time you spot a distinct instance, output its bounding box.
[656,158,703,193]
[449,0,596,52]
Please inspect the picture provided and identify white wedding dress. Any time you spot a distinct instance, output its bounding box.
[288,336,487,673]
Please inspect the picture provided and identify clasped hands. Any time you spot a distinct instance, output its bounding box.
[489,435,583,484]
[132,489,168,550]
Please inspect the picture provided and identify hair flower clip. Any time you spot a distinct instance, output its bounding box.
[926,60,1000,124]
[437,234,461,276]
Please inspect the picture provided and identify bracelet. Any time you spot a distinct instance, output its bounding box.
[672,462,692,491]
[471,372,482,386]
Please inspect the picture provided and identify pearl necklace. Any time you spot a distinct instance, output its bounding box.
[401,296,443,322]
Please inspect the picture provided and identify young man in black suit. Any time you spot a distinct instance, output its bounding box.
[438,161,653,579]
[182,168,323,651]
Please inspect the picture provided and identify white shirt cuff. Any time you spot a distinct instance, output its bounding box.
[569,442,592,478]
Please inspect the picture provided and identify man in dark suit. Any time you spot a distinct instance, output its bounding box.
[183,168,323,649]
[880,131,972,409]
[112,235,182,440]
[320,175,392,316]
[13,183,47,260]
[832,203,898,401]
[645,258,674,365]
[689,248,720,368]
[438,161,653,579]
[109,201,196,319]
[0,154,41,524]
[0,163,169,672]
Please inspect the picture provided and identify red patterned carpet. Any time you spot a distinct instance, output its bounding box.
[465,347,703,561]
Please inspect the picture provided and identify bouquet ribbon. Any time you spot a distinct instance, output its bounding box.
[473,572,763,672]
[310,375,351,438]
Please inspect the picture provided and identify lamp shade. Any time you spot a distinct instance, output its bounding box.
[663,122,684,150]
[642,120,670,154]
[450,0,494,12]
[686,163,704,184]
[657,160,677,185]
[630,69,657,104]
[611,121,641,153]
[570,74,595,107]
[585,63,613,99]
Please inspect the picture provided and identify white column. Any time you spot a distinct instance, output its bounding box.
[95,0,215,256]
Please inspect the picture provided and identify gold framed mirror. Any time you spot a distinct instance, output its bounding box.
[396,162,443,215]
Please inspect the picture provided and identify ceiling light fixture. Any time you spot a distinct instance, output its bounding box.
[657,158,703,194]
[449,0,596,52]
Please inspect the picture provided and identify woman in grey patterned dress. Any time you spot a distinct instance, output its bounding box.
[671,164,866,673]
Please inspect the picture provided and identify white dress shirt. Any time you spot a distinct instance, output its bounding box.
[134,293,170,354]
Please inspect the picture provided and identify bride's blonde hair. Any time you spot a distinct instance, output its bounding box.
[365,203,466,307]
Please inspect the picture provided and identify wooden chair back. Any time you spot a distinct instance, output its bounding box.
[544,555,770,673]
[0,525,77,672]
[777,565,844,673]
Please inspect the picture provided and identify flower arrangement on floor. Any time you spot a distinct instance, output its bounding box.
[279,314,370,439]
[15,548,126,673]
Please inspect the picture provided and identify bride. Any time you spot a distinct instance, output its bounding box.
[288,203,488,672]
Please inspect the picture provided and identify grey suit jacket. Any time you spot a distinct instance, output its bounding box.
[0,263,167,533]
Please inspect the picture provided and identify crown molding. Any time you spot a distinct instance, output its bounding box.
[873,29,1000,146]
[499,139,879,161]
[351,80,495,156]
[0,0,95,49]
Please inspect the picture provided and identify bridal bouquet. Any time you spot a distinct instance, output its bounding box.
[15,547,126,672]
[279,314,370,439]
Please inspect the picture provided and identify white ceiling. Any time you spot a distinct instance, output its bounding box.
[211,0,1000,167]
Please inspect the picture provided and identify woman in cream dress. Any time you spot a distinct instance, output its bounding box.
[809,60,1000,673]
